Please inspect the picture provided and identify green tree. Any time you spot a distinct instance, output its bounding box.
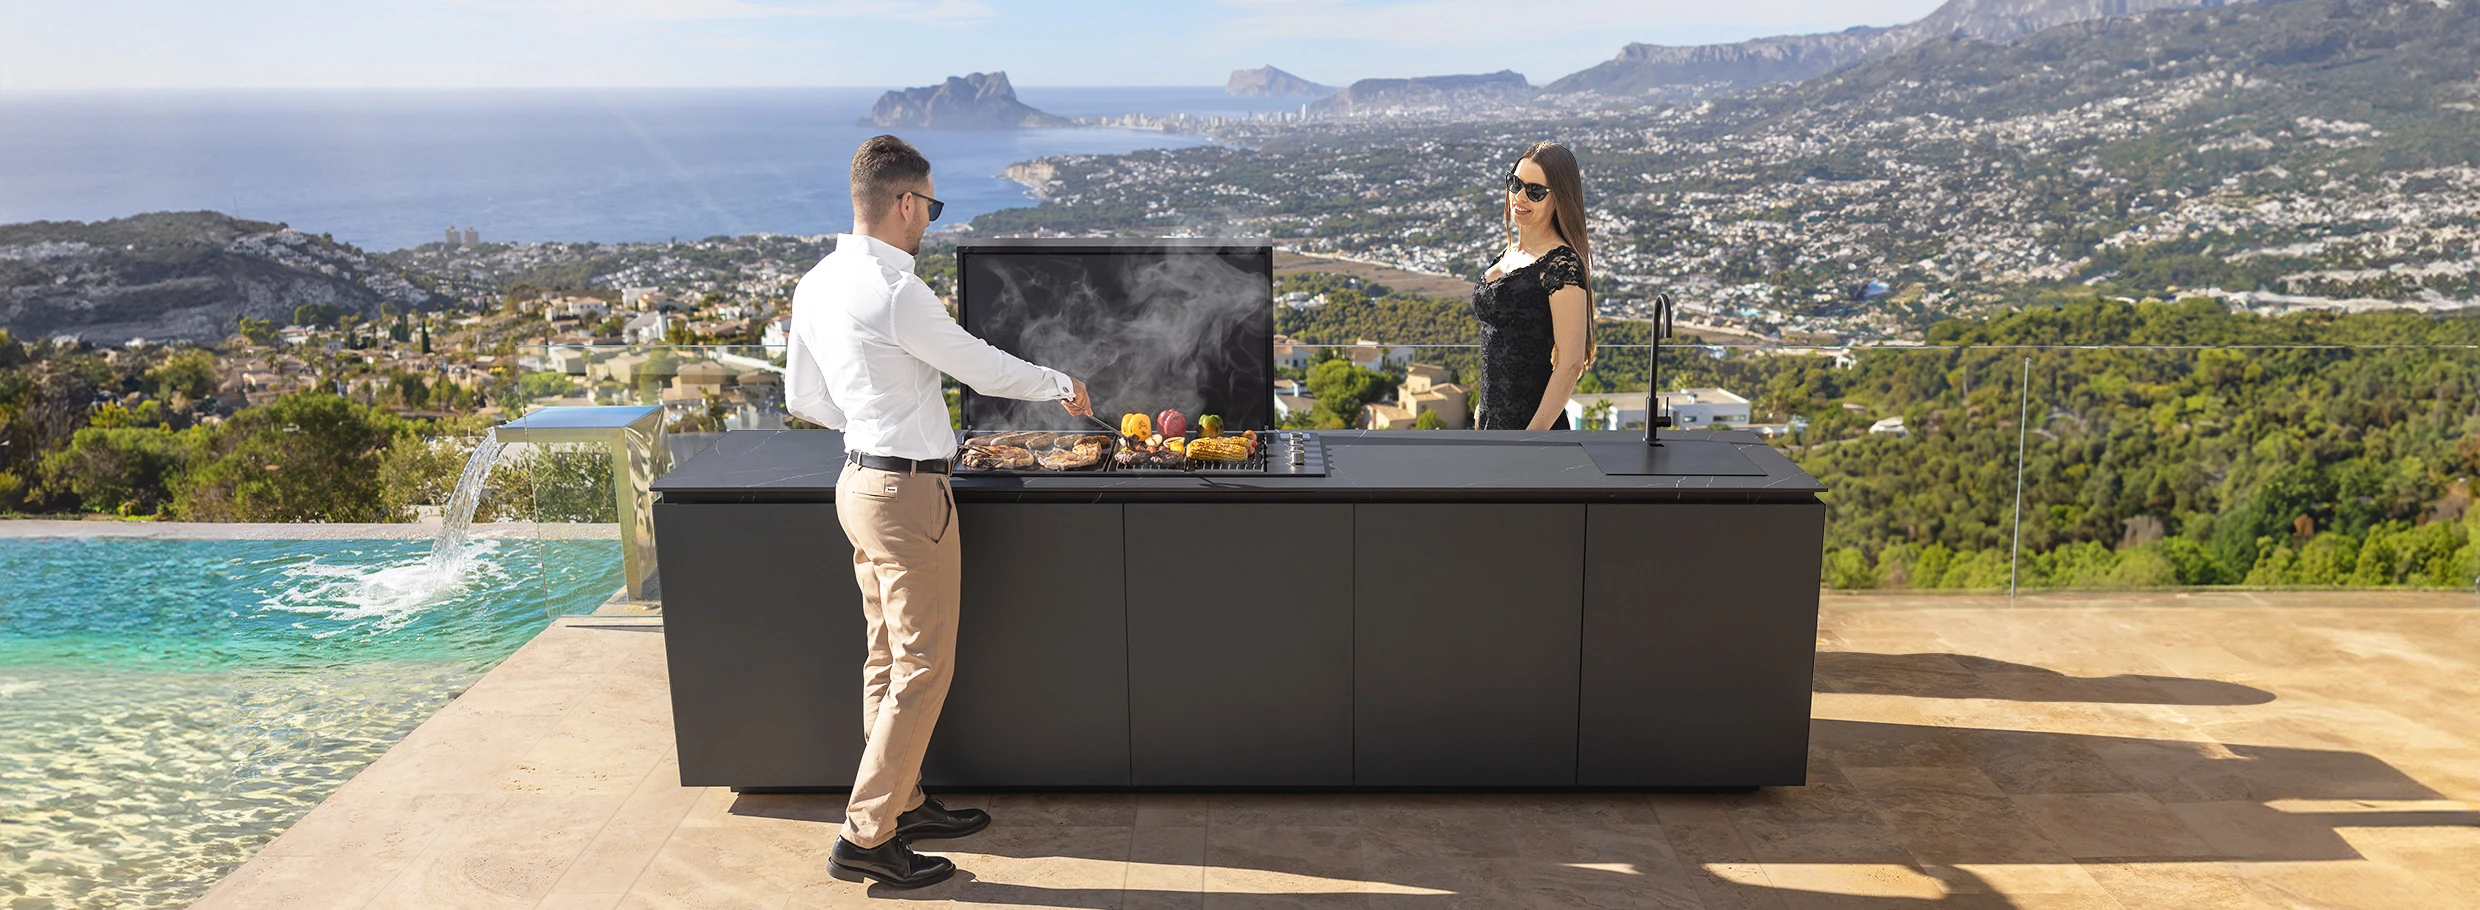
[173,393,406,522]
[37,426,192,515]
[236,317,278,346]
[1306,359,1386,427]
[390,371,431,408]
[1413,410,1446,430]
[147,349,220,401]
[88,400,167,429]
[506,372,577,410]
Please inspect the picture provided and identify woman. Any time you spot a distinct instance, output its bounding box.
[1472,141,1594,430]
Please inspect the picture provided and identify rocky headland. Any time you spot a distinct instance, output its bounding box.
[860,72,1071,130]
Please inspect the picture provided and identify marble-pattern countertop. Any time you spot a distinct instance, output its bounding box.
[652,430,1825,504]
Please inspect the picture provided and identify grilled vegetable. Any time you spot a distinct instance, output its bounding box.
[1120,413,1152,439]
[1197,414,1224,437]
[1156,409,1188,439]
[1165,438,1186,455]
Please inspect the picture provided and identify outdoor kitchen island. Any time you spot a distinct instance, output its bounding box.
[650,427,1827,791]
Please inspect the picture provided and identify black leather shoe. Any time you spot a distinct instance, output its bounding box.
[893,794,992,842]
[828,836,955,889]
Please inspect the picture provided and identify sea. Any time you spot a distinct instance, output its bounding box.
[0,87,1313,251]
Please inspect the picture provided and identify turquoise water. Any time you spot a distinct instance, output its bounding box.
[0,536,622,909]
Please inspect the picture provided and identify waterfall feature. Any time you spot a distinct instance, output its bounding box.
[426,436,507,575]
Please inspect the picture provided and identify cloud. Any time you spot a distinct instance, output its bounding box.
[455,0,995,26]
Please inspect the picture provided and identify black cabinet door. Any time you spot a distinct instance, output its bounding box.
[1353,504,1584,786]
[654,502,863,788]
[1579,503,1824,786]
[925,503,1132,786]
[1125,504,1353,786]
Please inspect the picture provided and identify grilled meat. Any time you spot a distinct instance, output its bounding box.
[960,444,1035,470]
[1037,438,1107,470]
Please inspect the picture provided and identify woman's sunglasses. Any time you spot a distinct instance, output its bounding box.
[1504,173,1551,203]
[906,190,946,222]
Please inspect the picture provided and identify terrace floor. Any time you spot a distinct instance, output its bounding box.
[192,590,2480,909]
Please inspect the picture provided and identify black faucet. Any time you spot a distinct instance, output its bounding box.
[1644,293,1675,446]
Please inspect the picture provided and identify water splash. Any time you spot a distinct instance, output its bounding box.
[257,541,513,634]
[427,436,507,576]
[254,437,512,633]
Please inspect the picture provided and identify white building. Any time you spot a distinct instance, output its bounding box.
[1660,387,1750,428]
[546,347,594,376]
[1347,339,1415,368]
[1564,387,1750,431]
[623,311,672,345]
[1563,393,1649,431]
[543,297,610,323]
[1870,416,1909,438]
[1272,337,1313,371]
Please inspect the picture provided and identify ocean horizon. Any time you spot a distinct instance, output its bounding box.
[0,87,1310,251]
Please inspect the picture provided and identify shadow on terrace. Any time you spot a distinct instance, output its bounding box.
[706,621,2477,908]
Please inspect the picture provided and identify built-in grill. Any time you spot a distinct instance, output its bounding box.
[952,429,1327,476]
[954,431,1115,475]
[948,238,1327,477]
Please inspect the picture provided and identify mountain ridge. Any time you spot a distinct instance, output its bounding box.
[1548,0,2258,96]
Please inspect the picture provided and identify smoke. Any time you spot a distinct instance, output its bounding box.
[964,245,1272,431]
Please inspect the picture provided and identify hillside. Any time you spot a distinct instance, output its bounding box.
[971,0,2480,341]
[0,212,437,344]
[1547,0,2255,96]
[1307,71,1532,116]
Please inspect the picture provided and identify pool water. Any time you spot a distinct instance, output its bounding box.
[0,536,622,909]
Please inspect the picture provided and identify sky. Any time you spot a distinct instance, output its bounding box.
[0,0,1950,91]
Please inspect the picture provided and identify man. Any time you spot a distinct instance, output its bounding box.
[784,134,1091,889]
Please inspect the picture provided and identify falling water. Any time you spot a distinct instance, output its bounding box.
[426,436,507,575]
[251,436,515,635]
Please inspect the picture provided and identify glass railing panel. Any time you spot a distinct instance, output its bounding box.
[2019,345,2480,593]
[527,340,2479,598]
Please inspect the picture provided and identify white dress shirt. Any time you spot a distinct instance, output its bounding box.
[785,234,1073,460]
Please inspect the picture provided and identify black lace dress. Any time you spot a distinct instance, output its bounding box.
[1471,245,1584,430]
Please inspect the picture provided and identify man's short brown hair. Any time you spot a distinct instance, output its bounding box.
[850,135,932,224]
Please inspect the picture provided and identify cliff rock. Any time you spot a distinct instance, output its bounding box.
[860,72,1072,129]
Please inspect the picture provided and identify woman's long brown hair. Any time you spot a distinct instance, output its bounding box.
[1504,140,1595,365]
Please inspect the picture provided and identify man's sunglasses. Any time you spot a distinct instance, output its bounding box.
[906,190,946,222]
[1505,173,1551,203]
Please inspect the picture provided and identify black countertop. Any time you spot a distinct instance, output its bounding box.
[652,430,1825,504]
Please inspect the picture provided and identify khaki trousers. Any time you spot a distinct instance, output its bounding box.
[834,461,960,848]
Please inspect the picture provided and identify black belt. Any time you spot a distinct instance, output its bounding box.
[847,450,950,475]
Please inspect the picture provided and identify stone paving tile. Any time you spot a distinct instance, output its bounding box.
[186,599,2480,910]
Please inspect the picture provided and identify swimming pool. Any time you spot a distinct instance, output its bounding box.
[0,534,622,908]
